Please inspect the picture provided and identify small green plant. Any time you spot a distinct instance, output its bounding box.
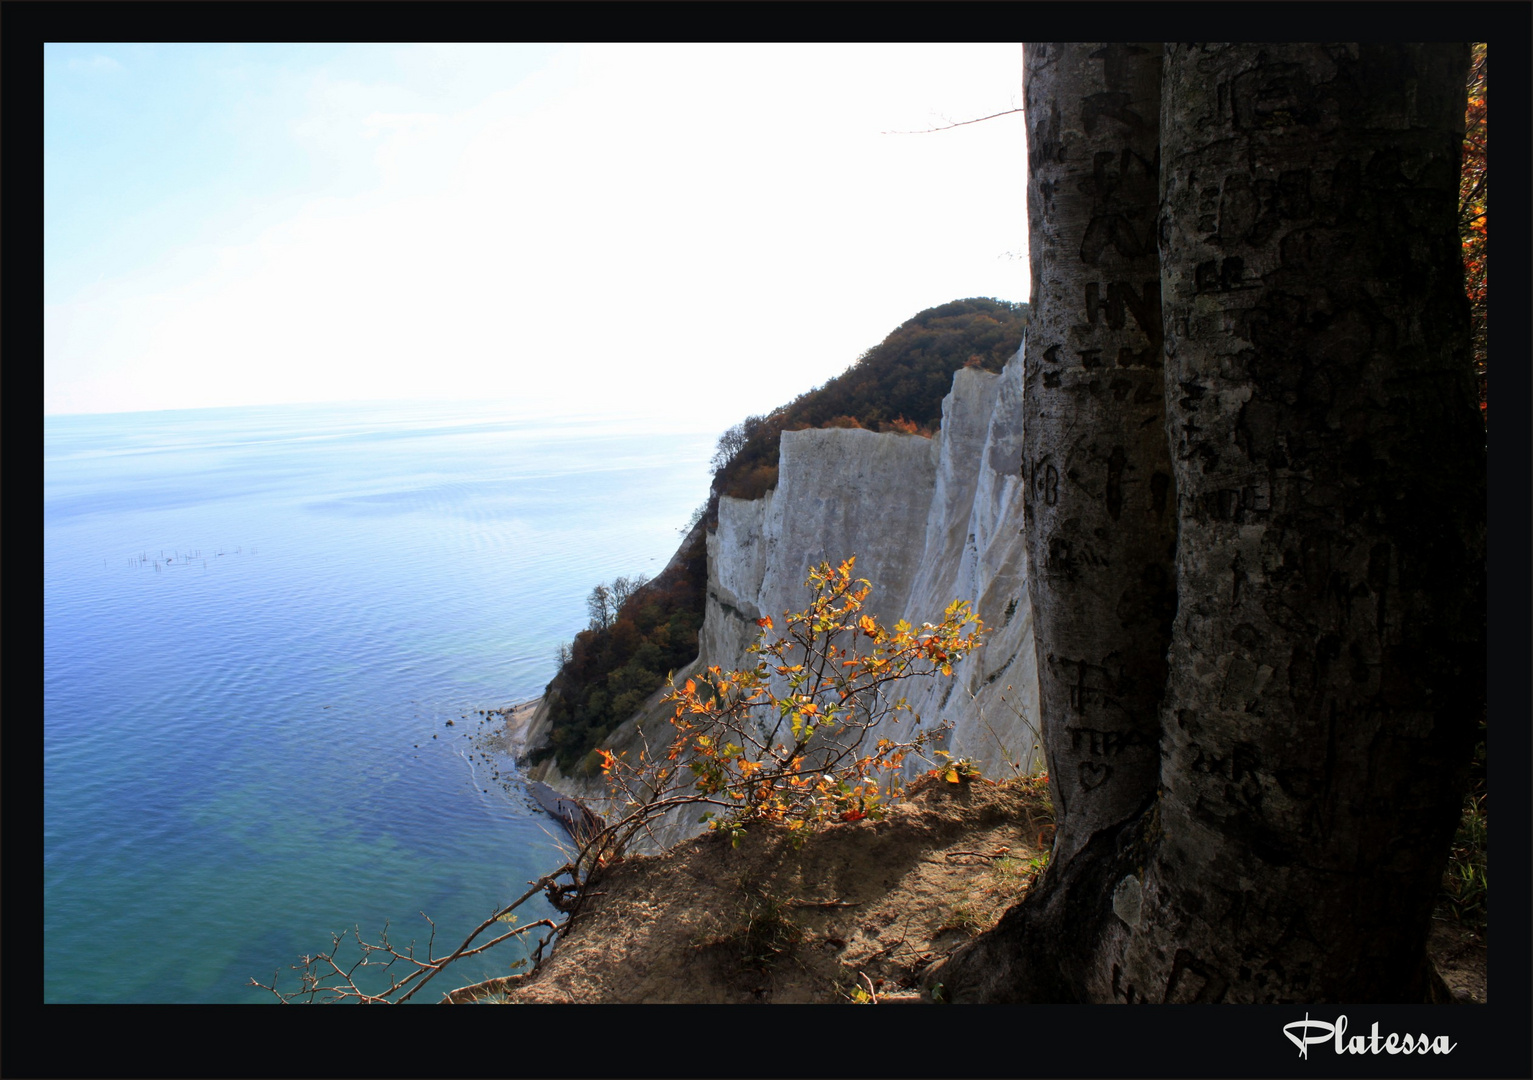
[1437,790,1488,931]
[1436,713,1487,933]
[842,971,879,1004]
[991,855,1031,892]
[1016,848,1051,894]
[699,886,804,972]
[935,902,982,936]
[985,846,1050,900]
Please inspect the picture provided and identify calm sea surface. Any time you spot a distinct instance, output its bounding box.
[43,400,717,1002]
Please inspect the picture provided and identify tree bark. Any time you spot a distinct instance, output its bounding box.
[1019,41,1177,867]
[1107,40,1484,1005]
[931,42,1483,1004]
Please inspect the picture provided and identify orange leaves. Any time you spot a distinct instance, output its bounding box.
[1460,42,1488,423]
[634,558,983,847]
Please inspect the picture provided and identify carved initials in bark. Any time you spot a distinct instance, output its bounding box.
[1051,655,1127,716]
[1079,150,1159,264]
[1024,456,1059,507]
[1020,41,1174,867]
[1070,726,1150,758]
[1079,281,1162,341]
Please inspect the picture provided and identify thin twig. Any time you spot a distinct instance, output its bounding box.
[882,107,1024,135]
[859,971,880,1004]
[788,897,861,908]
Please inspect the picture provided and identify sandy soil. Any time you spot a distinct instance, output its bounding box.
[484,773,1054,1003]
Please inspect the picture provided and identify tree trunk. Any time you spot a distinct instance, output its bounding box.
[1108,40,1484,1005]
[1019,41,1176,866]
[931,42,1483,1004]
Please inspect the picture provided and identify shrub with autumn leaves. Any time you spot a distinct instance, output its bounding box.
[591,557,986,854]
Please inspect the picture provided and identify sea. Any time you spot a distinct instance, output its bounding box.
[43,399,719,1003]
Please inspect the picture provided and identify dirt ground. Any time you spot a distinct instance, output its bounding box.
[1427,917,1489,1005]
[488,773,1053,1004]
[462,769,1485,1005]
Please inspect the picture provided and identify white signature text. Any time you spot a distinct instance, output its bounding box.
[1284,1014,1457,1059]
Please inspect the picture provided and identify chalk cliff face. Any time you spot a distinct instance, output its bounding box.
[523,357,1042,844]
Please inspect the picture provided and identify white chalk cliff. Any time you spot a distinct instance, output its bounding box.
[522,358,1042,846]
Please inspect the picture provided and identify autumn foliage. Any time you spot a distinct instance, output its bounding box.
[595,558,986,848]
[1460,42,1486,423]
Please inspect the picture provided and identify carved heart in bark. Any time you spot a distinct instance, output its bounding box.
[1078,761,1113,790]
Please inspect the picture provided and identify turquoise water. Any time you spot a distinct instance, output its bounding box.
[43,400,717,1002]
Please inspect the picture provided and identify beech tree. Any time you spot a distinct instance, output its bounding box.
[1018,42,1177,867]
[935,42,1484,1004]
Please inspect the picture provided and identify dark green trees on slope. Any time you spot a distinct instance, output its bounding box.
[529,537,708,775]
[712,297,1028,502]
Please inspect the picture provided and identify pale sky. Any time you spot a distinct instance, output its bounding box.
[44,43,1029,420]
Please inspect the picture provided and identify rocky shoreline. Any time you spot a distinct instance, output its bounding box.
[526,780,606,843]
[492,697,607,843]
[497,697,542,758]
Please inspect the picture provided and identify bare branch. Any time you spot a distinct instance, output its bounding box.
[882,107,1024,136]
[860,970,880,1004]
